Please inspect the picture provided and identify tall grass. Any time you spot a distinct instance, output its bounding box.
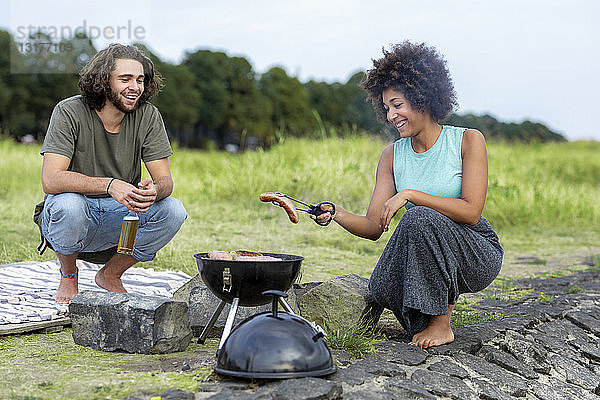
[1,136,599,280]
[486,140,600,227]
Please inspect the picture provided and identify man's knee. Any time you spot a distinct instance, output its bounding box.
[131,197,187,262]
[165,197,187,225]
[154,197,187,231]
[42,193,90,251]
[45,193,89,225]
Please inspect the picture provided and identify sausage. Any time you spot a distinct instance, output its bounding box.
[259,192,299,223]
[208,250,234,260]
[233,250,263,257]
[234,255,283,261]
[207,250,282,261]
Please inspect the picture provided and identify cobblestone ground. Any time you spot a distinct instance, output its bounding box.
[129,267,600,400]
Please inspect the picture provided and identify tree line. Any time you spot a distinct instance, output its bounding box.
[0,29,565,150]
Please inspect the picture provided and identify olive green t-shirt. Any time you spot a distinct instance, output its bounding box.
[41,95,172,196]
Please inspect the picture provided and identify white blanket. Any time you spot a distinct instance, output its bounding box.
[0,260,191,325]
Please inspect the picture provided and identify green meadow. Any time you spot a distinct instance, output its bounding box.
[2,135,600,399]
[1,135,599,281]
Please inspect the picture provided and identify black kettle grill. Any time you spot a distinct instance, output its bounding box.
[194,252,303,348]
[215,290,336,378]
[193,253,336,378]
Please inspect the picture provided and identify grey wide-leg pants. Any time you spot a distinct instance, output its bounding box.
[369,206,503,336]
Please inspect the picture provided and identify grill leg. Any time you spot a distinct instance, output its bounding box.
[197,300,226,344]
[279,298,296,314]
[218,297,239,350]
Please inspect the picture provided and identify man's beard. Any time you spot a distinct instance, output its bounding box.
[106,89,140,114]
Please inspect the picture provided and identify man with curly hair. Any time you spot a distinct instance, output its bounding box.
[36,44,187,304]
[311,42,503,348]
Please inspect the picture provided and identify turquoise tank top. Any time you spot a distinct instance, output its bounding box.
[393,125,465,209]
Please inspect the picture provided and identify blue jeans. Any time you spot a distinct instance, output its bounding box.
[40,193,187,262]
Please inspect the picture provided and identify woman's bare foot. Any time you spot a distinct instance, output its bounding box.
[56,275,78,304]
[95,266,127,293]
[410,304,455,348]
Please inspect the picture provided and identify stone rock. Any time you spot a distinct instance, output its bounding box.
[383,375,438,399]
[565,310,600,336]
[532,329,582,362]
[342,388,399,400]
[204,388,258,400]
[297,274,382,332]
[527,380,580,400]
[545,376,600,400]
[578,342,600,362]
[535,318,591,344]
[410,368,478,400]
[195,382,251,399]
[499,330,550,374]
[293,281,323,300]
[186,283,299,337]
[427,360,469,379]
[429,324,497,356]
[430,334,483,356]
[374,340,429,366]
[330,349,353,367]
[501,314,539,332]
[345,356,407,378]
[329,364,375,386]
[130,268,600,399]
[171,273,203,305]
[513,301,570,320]
[69,291,191,354]
[376,309,405,336]
[187,285,266,336]
[269,377,342,400]
[467,378,513,400]
[477,345,538,380]
[548,353,600,392]
[453,353,528,397]
[330,350,409,386]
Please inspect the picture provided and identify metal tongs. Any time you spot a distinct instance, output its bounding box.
[275,192,335,226]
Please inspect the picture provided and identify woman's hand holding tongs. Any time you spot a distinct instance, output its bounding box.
[287,196,336,226]
[309,202,336,226]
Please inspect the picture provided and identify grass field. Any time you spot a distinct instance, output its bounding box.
[1,135,600,281]
[1,135,600,399]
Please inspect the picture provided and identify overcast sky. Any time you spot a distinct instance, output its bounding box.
[3,0,599,140]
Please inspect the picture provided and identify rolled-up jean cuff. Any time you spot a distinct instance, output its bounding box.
[44,240,85,256]
[131,249,155,263]
[40,224,84,255]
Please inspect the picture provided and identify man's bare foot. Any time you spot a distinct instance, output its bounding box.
[56,275,78,304]
[410,304,455,348]
[55,252,79,304]
[95,253,137,293]
[95,266,127,293]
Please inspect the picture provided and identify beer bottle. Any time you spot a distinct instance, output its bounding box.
[117,211,139,255]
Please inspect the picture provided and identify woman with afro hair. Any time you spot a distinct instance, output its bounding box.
[312,42,503,348]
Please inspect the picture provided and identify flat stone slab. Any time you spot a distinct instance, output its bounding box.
[70,291,192,354]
